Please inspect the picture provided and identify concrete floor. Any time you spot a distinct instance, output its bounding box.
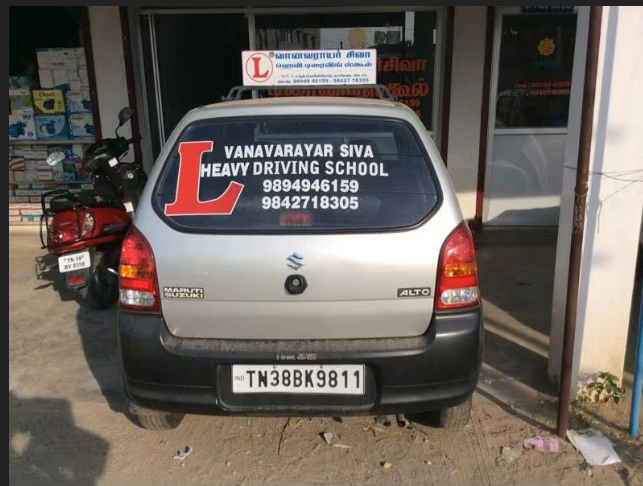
[8,228,641,485]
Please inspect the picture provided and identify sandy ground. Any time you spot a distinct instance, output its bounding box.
[8,230,643,485]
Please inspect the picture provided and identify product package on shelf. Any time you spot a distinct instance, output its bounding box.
[35,115,68,140]
[9,76,36,90]
[68,113,95,139]
[65,90,92,113]
[37,47,88,90]
[9,88,34,115]
[36,48,71,70]
[32,90,65,115]
[9,155,26,171]
[9,113,37,141]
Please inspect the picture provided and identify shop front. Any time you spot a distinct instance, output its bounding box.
[9,6,583,229]
[126,6,582,227]
[131,7,447,161]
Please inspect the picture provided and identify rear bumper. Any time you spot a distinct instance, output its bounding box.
[117,307,483,416]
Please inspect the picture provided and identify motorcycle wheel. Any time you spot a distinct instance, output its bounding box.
[79,252,119,310]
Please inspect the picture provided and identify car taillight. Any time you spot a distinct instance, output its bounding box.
[119,226,160,312]
[435,222,480,311]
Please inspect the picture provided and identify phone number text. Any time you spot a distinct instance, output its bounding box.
[261,195,359,210]
[263,179,359,193]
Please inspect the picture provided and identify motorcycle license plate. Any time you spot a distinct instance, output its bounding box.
[58,251,91,273]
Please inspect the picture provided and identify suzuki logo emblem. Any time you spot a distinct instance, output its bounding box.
[286,252,305,270]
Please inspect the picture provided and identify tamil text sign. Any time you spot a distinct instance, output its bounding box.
[241,49,376,87]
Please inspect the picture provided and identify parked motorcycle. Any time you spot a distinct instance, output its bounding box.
[39,107,147,309]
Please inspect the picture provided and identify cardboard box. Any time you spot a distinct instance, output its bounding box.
[9,208,20,216]
[25,161,38,172]
[9,157,26,171]
[24,171,40,182]
[32,145,49,159]
[36,48,69,70]
[35,115,68,140]
[14,197,30,204]
[14,189,30,196]
[32,90,65,115]
[65,90,92,113]
[38,70,54,89]
[9,76,35,90]
[8,215,22,223]
[78,67,89,89]
[36,160,52,170]
[9,89,34,115]
[38,170,54,181]
[68,70,81,91]
[68,113,95,139]
[13,172,26,182]
[75,48,87,67]
[9,113,37,141]
[53,70,70,90]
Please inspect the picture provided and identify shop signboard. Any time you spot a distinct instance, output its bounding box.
[241,49,377,87]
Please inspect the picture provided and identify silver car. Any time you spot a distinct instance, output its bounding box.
[117,93,483,430]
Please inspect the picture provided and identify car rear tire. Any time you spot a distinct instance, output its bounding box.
[126,399,185,430]
[438,395,472,429]
[134,412,185,431]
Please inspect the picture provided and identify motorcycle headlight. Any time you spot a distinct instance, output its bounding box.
[81,212,95,238]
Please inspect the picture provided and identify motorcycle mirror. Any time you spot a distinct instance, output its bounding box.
[117,107,134,127]
[46,151,66,167]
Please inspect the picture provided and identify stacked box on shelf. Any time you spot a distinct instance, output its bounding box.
[9,80,36,141]
[32,90,68,140]
[66,87,95,139]
[37,48,89,91]
[9,184,20,221]
[36,47,94,143]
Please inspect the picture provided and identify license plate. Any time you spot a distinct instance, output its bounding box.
[232,364,365,395]
[58,251,91,273]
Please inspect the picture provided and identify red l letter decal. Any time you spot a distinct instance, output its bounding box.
[165,141,244,216]
[252,56,269,78]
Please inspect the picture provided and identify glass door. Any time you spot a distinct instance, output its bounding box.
[140,13,249,158]
[484,7,578,225]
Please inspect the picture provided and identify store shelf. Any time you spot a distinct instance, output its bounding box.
[9,139,96,145]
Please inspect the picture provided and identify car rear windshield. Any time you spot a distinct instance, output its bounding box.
[153,116,440,232]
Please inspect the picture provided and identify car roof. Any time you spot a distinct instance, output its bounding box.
[181,96,417,124]
[198,95,405,112]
